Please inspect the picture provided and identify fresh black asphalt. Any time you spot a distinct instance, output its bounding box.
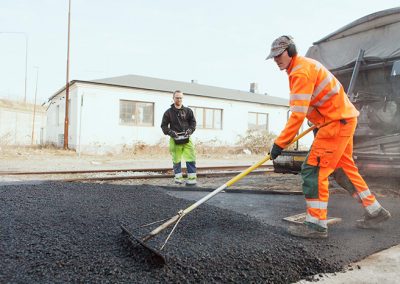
[0,182,398,283]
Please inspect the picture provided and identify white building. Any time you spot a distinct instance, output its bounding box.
[0,99,46,145]
[46,74,294,154]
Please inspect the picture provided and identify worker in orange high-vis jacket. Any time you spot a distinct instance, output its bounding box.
[266,35,391,238]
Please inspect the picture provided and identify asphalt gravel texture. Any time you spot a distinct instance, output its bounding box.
[0,182,397,283]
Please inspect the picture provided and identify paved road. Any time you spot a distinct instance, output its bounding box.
[167,189,400,282]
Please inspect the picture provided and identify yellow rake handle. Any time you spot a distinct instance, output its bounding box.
[143,124,317,242]
[182,124,317,214]
[227,124,316,187]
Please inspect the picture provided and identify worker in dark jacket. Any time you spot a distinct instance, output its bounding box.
[161,90,197,185]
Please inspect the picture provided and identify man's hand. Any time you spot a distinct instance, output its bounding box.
[269,143,283,160]
[184,128,193,136]
[168,130,178,138]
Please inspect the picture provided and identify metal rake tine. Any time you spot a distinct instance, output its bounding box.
[160,211,184,251]
[134,216,174,230]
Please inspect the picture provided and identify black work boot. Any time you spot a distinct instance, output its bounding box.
[356,207,391,229]
[288,222,328,239]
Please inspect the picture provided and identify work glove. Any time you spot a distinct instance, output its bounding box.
[168,129,178,138]
[184,128,193,136]
[269,143,283,160]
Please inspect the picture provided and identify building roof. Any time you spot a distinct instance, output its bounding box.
[50,74,288,107]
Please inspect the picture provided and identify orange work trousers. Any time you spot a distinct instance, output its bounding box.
[301,117,381,229]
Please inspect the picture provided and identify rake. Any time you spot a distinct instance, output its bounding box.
[121,125,317,265]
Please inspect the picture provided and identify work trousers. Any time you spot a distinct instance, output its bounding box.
[169,138,197,180]
[301,117,381,229]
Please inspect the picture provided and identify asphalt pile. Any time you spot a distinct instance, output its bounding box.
[0,182,343,283]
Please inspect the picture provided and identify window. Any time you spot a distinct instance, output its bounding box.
[119,100,154,126]
[67,99,71,126]
[248,112,268,130]
[56,100,70,127]
[191,106,222,129]
[56,105,60,126]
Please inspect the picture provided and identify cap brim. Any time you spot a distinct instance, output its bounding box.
[265,48,286,60]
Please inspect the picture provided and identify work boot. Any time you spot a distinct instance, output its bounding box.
[186,173,197,186]
[288,222,328,239]
[185,178,197,186]
[356,207,391,229]
[174,173,184,184]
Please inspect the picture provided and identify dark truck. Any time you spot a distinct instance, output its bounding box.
[274,7,400,178]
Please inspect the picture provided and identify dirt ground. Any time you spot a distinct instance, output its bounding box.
[0,146,398,197]
[0,145,267,171]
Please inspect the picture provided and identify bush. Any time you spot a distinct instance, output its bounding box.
[236,129,277,154]
[118,138,173,157]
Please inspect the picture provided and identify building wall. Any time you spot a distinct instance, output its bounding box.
[46,83,314,154]
[46,85,78,147]
[0,100,46,145]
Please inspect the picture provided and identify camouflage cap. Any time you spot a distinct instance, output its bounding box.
[266,35,295,60]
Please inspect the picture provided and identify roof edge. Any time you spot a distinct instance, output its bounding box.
[314,7,400,44]
[48,79,288,107]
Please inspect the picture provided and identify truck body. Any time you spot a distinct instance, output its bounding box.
[275,7,400,178]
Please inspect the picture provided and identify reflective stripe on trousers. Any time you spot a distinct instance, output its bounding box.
[301,118,381,228]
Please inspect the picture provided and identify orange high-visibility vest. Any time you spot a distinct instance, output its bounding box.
[275,56,359,148]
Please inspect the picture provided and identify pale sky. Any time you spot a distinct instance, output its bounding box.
[0,0,399,105]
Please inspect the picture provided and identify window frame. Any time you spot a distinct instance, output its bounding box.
[190,106,223,130]
[248,111,269,131]
[119,99,154,127]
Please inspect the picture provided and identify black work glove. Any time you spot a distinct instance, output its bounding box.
[269,143,283,160]
[168,130,178,138]
[184,128,193,136]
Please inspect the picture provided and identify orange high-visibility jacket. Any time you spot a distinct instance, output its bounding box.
[275,56,359,148]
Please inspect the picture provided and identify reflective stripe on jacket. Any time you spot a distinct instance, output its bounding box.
[275,56,359,148]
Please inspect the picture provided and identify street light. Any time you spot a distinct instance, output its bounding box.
[0,32,28,103]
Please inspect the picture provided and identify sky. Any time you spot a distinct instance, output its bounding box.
[0,0,399,105]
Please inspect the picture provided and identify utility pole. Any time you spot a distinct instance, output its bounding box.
[24,34,28,103]
[63,0,71,149]
[31,67,39,145]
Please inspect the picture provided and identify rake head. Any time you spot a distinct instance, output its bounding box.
[120,225,166,266]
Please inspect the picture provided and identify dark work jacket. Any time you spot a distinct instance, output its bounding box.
[161,104,196,135]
